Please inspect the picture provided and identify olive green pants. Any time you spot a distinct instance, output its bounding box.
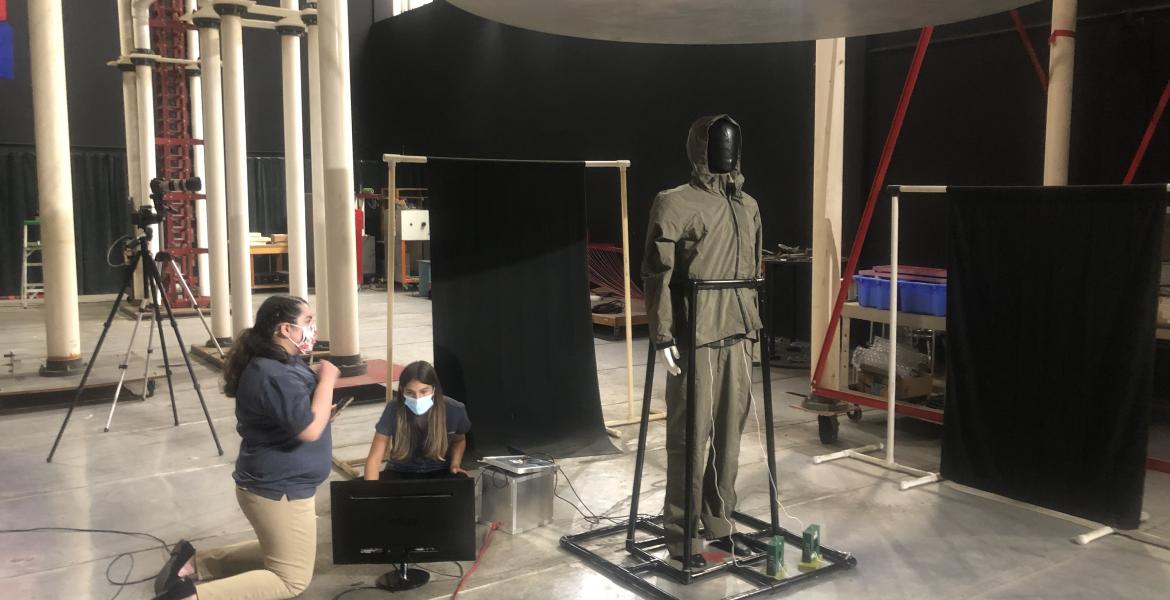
[193,487,317,600]
[663,338,752,557]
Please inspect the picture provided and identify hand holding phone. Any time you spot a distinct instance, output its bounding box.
[330,396,355,422]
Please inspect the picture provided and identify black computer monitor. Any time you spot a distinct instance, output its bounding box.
[331,477,476,591]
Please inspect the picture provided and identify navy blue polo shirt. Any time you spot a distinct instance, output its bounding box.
[232,356,332,500]
[374,396,471,473]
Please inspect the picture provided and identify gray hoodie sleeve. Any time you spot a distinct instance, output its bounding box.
[642,193,684,349]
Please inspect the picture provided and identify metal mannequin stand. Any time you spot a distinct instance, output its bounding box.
[561,278,855,599]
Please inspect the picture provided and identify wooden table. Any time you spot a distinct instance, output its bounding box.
[250,243,288,290]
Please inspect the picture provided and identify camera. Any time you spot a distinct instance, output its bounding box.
[150,177,201,195]
[130,205,163,228]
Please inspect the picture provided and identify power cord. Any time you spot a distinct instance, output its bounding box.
[0,526,172,600]
[451,521,500,598]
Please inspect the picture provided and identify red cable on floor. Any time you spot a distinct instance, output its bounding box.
[1123,77,1170,185]
[451,521,501,599]
[810,26,934,389]
[1009,9,1048,93]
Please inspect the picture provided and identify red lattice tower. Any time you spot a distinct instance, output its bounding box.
[151,0,207,308]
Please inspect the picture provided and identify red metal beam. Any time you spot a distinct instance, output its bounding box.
[1009,9,1048,93]
[812,386,944,423]
[1123,77,1170,184]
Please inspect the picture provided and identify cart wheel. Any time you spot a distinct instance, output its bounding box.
[847,408,863,423]
[146,378,156,398]
[818,415,839,444]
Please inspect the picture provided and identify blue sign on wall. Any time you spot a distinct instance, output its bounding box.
[0,23,12,80]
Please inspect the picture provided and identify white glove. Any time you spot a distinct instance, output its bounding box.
[660,346,682,376]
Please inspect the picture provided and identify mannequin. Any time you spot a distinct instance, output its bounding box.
[642,115,763,568]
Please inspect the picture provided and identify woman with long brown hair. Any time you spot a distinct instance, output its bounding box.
[153,295,339,600]
[363,360,471,480]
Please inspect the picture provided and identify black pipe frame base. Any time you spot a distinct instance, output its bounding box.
[560,512,855,600]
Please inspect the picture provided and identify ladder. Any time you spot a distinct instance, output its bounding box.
[22,219,43,308]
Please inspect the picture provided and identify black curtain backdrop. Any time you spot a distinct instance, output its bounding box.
[427,158,617,459]
[942,185,1164,529]
[0,149,132,296]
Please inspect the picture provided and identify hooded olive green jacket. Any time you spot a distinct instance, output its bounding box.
[642,114,764,350]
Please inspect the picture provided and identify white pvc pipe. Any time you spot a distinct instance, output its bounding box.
[280,3,309,301]
[188,0,211,298]
[1043,0,1077,185]
[306,13,330,342]
[217,3,254,336]
[887,195,899,465]
[386,161,396,401]
[132,0,160,258]
[319,0,362,371]
[812,37,846,389]
[196,8,233,342]
[29,0,82,374]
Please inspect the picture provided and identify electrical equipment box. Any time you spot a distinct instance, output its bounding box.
[478,465,555,535]
[397,209,430,241]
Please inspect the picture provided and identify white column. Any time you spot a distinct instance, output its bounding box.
[188,0,211,298]
[279,4,309,301]
[116,1,141,209]
[195,6,233,343]
[305,5,330,344]
[319,0,364,374]
[1043,0,1077,185]
[131,0,159,257]
[29,0,81,375]
[812,38,846,389]
[116,0,144,298]
[215,0,253,336]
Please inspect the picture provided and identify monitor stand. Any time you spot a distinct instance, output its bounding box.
[376,560,430,592]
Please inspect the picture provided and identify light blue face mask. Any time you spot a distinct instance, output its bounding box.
[404,394,434,416]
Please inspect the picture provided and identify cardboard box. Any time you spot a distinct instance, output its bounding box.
[854,370,933,400]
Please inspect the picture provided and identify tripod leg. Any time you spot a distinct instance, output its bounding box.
[47,252,141,462]
[146,264,181,426]
[626,342,658,548]
[145,259,225,456]
[104,309,146,432]
[141,299,157,398]
[170,258,224,359]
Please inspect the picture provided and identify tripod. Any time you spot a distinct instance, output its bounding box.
[47,227,224,462]
[102,250,225,432]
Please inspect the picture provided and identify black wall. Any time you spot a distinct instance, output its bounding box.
[359,1,816,278]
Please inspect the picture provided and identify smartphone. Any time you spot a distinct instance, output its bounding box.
[330,396,356,422]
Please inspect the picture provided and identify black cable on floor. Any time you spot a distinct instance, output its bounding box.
[0,526,172,600]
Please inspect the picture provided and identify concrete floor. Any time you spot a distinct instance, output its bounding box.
[2,290,1170,599]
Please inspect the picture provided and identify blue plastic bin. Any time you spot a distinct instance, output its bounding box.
[898,280,946,316]
[854,275,891,310]
[854,275,947,316]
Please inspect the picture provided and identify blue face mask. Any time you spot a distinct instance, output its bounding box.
[404,394,434,416]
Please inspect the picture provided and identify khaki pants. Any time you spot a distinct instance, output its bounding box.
[663,338,752,557]
[194,487,317,600]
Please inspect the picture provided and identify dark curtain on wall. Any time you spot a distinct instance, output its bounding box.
[942,185,1164,529]
[0,149,131,296]
[427,158,617,459]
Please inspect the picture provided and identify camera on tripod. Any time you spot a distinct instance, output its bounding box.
[131,177,203,231]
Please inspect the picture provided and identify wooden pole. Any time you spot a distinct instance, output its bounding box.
[619,165,635,420]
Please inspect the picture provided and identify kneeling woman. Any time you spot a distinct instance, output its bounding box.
[363,361,471,480]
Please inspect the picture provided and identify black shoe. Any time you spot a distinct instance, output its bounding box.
[669,553,707,569]
[153,576,196,600]
[710,535,753,557]
[154,539,195,594]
